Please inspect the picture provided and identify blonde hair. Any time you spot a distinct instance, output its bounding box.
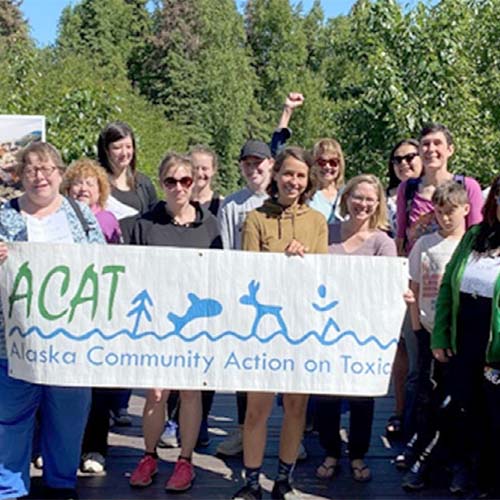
[311,138,345,188]
[340,174,389,230]
[62,158,111,208]
[158,153,193,180]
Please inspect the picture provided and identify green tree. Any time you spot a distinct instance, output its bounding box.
[244,0,331,149]
[0,0,28,47]
[132,0,256,193]
[56,0,151,79]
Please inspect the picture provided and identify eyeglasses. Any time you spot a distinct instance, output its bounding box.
[23,165,58,180]
[350,194,378,206]
[316,158,340,168]
[392,152,419,165]
[162,176,193,190]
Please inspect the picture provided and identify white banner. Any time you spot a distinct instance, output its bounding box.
[0,243,408,396]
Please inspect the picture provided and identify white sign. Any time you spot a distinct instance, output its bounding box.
[0,243,408,396]
[0,115,45,186]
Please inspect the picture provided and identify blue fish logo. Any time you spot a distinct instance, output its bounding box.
[167,293,223,333]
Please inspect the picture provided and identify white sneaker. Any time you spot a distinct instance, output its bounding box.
[159,420,179,448]
[216,427,243,456]
[81,452,105,473]
[297,441,308,461]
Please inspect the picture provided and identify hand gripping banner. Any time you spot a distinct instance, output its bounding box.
[0,242,408,396]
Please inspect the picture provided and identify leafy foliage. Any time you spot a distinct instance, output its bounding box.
[2,0,499,193]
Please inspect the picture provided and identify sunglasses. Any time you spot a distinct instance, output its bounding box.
[316,158,340,168]
[162,176,193,189]
[393,152,419,165]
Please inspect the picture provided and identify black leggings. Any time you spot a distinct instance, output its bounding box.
[316,396,374,460]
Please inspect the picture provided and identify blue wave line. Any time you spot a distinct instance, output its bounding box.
[8,324,398,350]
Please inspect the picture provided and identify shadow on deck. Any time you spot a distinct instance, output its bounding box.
[29,391,457,499]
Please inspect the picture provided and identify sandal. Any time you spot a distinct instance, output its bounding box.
[385,414,402,437]
[350,460,372,483]
[316,457,339,480]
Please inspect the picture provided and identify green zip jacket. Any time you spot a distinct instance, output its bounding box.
[431,225,500,363]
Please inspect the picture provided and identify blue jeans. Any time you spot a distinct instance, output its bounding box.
[0,360,90,499]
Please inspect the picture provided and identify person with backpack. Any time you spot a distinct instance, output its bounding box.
[0,142,104,500]
[396,123,483,256]
[394,123,483,458]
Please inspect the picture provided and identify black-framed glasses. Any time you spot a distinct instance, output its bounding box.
[392,152,419,165]
[162,176,193,190]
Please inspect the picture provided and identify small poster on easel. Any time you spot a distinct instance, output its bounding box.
[0,115,46,201]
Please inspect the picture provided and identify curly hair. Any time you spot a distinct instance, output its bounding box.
[62,158,111,208]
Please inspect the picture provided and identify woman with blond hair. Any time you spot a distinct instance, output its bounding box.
[315,174,396,483]
[129,153,221,492]
[309,138,346,223]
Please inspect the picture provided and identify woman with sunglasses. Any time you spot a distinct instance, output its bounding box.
[431,176,500,496]
[308,138,346,223]
[387,139,423,236]
[129,153,221,493]
[385,139,423,442]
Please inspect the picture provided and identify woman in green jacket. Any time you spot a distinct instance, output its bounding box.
[432,174,500,497]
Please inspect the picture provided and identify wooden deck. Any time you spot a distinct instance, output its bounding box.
[29,391,457,499]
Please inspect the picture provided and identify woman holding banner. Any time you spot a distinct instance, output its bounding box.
[233,147,327,500]
[315,174,396,483]
[128,153,221,492]
[0,142,104,500]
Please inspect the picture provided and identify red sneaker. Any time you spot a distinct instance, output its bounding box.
[165,458,195,491]
[129,455,158,487]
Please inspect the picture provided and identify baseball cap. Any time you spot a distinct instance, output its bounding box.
[239,140,271,161]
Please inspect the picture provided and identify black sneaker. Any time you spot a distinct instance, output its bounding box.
[232,484,263,500]
[271,479,299,499]
[402,460,428,491]
[450,463,470,495]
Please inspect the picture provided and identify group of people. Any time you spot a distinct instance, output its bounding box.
[0,92,498,500]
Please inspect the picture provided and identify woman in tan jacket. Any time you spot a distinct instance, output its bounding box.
[233,147,327,500]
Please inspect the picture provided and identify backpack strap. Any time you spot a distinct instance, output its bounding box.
[10,197,20,212]
[207,196,221,218]
[11,196,90,237]
[404,178,421,222]
[65,197,90,237]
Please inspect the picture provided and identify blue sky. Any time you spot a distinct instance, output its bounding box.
[20,0,360,47]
